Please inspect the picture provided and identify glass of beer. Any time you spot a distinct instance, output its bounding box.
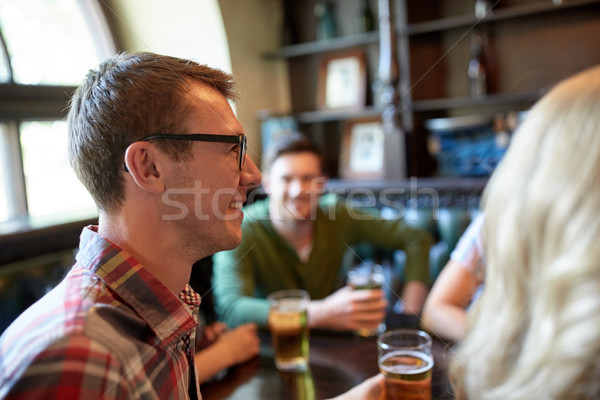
[347,262,386,337]
[377,329,434,400]
[267,289,310,372]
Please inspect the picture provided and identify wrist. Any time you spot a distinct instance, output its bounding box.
[307,300,325,329]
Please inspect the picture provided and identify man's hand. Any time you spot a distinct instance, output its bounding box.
[211,323,260,366]
[308,286,387,331]
[194,323,260,383]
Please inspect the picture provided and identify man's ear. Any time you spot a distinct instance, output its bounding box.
[124,142,165,194]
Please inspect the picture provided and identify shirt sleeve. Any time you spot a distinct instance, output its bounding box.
[212,244,270,329]
[3,335,130,400]
[337,202,434,284]
[450,212,485,280]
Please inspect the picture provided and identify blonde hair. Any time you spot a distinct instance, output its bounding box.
[450,65,600,399]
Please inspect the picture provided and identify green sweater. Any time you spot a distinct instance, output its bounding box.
[212,196,432,328]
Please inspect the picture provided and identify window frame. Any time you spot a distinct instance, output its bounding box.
[0,0,118,264]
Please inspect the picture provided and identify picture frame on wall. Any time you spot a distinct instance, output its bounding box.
[260,114,297,162]
[339,118,386,180]
[317,51,367,110]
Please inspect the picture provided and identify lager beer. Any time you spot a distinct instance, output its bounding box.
[347,263,385,336]
[379,350,433,400]
[267,290,310,372]
[269,308,309,371]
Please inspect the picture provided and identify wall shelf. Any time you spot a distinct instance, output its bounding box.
[267,0,600,180]
[266,31,379,59]
[411,91,545,112]
[268,0,600,58]
[290,91,543,125]
[406,0,600,35]
[294,106,383,124]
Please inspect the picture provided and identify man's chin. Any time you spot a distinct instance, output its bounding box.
[287,209,315,221]
[202,231,242,256]
[222,232,243,251]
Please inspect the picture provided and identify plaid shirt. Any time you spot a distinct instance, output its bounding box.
[0,226,202,399]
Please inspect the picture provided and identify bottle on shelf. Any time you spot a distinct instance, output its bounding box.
[467,32,487,99]
[474,0,492,19]
[355,0,376,34]
[314,0,337,41]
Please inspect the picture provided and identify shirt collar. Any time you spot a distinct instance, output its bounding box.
[76,226,201,347]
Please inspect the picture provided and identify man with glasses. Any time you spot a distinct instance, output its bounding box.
[0,52,385,399]
[0,51,264,399]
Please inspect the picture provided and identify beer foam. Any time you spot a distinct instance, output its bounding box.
[278,299,304,311]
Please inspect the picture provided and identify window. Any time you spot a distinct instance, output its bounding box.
[0,0,114,85]
[0,182,7,223]
[20,121,96,219]
[0,122,26,225]
[0,39,9,83]
[0,0,115,228]
[0,126,12,222]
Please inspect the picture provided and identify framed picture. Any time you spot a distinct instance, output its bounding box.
[339,118,386,179]
[260,114,297,169]
[317,51,367,110]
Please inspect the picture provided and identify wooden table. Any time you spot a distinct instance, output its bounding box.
[201,314,455,399]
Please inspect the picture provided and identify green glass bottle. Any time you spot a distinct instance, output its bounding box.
[355,0,376,34]
[314,0,336,41]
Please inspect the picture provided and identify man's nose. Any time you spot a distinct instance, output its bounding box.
[288,178,303,196]
[241,157,262,187]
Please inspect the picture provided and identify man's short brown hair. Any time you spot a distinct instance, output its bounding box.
[263,132,325,174]
[67,52,237,213]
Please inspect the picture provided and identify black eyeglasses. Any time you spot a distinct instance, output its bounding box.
[125,133,247,171]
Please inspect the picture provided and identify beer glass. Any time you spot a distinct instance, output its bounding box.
[267,289,310,372]
[377,329,434,400]
[347,262,386,337]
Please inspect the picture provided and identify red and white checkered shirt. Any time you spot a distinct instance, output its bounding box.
[0,226,202,399]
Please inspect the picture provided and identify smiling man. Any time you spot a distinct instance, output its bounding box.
[213,133,433,332]
[0,52,263,399]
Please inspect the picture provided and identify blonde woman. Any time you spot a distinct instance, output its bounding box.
[451,65,600,399]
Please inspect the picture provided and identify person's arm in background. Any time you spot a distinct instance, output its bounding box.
[421,259,479,341]
[215,247,387,332]
[421,213,485,341]
[213,198,428,332]
[213,197,389,333]
[390,222,432,315]
[307,286,387,331]
[337,201,434,315]
[194,322,260,383]
[212,247,271,329]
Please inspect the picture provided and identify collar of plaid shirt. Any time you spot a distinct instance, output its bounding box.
[81,226,202,345]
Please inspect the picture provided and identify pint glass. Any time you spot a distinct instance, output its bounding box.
[377,329,434,400]
[347,262,386,337]
[267,289,310,372]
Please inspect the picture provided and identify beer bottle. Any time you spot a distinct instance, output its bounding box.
[468,33,487,98]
